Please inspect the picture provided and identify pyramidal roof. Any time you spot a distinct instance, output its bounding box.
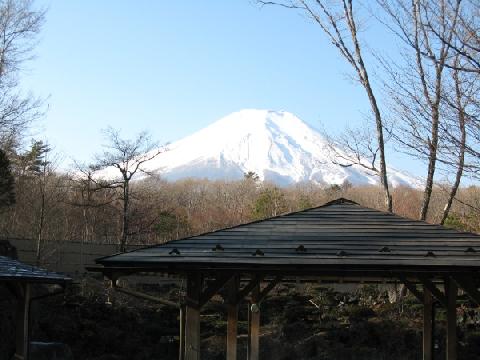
[96,198,480,274]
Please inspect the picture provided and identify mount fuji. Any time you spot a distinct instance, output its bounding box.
[141,109,417,187]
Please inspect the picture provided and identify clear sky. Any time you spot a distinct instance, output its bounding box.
[21,0,429,179]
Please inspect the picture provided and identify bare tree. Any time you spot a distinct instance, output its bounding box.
[259,0,393,211]
[0,0,45,145]
[94,127,165,252]
[69,163,119,239]
[378,0,462,220]
[438,53,479,223]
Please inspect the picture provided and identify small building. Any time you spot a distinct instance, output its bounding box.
[0,255,70,359]
[92,198,480,360]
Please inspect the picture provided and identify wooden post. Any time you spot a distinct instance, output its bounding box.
[185,273,202,360]
[445,277,457,360]
[14,283,30,360]
[247,283,260,360]
[247,301,251,359]
[226,276,239,360]
[423,288,434,360]
[179,304,186,360]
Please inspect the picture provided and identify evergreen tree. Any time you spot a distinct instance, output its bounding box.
[298,195,313,211]
[252,187,286,220]
[24,140,50,176]
[0,148,15,208]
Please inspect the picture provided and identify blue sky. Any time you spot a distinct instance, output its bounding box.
[21,0,428,178]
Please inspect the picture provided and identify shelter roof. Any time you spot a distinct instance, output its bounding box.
[0,256,70,283]
[95,199,480,275]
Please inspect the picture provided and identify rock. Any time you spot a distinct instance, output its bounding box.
[29,342,73,360]
[0,240,17,259]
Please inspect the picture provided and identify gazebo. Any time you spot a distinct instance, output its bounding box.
[0,255,71,360]
[92,198,480,360]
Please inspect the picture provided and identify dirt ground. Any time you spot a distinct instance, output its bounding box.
[2,278,480,360]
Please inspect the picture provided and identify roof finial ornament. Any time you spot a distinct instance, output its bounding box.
[169,248,181,255]
[212,244,224,252]
[252,249,264,256]
[296,245,307,253]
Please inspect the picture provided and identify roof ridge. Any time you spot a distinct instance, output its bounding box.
[321,197,359,206]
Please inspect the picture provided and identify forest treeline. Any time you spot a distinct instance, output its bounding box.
[0,0,479,266]
[1,157,480,265]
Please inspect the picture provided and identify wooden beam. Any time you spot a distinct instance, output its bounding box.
[418,276,447,307]
[226,276,239,360]
[113,285,179,308]
[185,273,202,360]
[199,273,234,307]
[237,275,262,303]
[257,276,282,303]
[14,283,30,360]
[179,304,186,360]
[248,284,260,360]
[452,275,480,306]
[247,303,251,360]
[445,277,458,360]
[423,288,434,360]
[399,276,424,302]
[227,304,238,360]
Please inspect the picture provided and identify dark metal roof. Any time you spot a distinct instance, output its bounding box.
[95,198,480,274]
[0,256,70,283]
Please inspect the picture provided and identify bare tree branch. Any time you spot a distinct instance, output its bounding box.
[259,0,393,211]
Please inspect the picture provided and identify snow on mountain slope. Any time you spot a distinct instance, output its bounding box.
[139,109,418,187]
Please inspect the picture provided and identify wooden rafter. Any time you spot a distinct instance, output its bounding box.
[199,273,235,307]
[399,275,424,302]
[237,275,263,303]
[257,276,282,303]
[113,285,179,308]
[452,275,480,306]
[418,276,447,307]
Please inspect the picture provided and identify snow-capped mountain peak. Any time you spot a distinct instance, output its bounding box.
[141,109,416,187]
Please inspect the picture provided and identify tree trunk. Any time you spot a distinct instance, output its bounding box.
[440,69,466,225]
[419,98,441,220]
[348,0,392,212]
[36,181,45,266]
[419,140,438,221]
[440,150,464,225]
[367,85,392,212]
[360,69,392,212]
[415,0,454,220]
[120,179,129,252]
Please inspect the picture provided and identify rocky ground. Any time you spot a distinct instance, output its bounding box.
[2,278,480,360]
